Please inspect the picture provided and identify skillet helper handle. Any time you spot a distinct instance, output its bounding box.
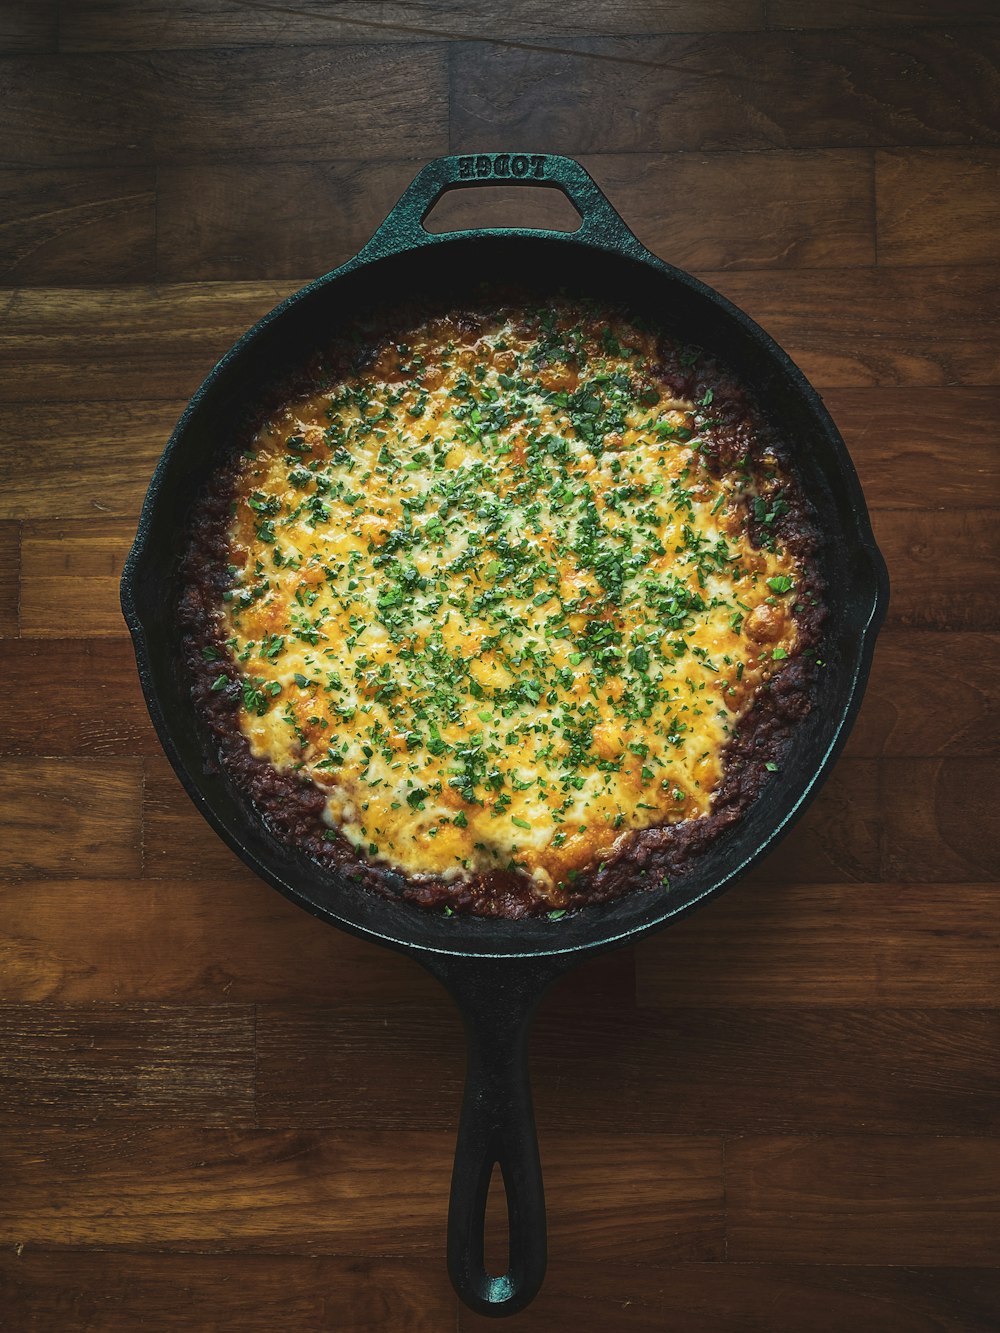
[424,956,566,1318]
[357,152,648,260]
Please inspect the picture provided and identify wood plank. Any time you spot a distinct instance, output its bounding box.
[0,876,439,1005]
[0,1006,254,1126]
[59,0,765,49]
[822,388,1000,510]
[0,1251,458,1333]
[0,1128,724,1258]
[845,632,1000,760]
[0,758,142,878]
[0,167,154,284]
[0,283,293,402]
[0,640,155,755]
[538,1134,724,1263]
[726,1136,1000,1264]
[4,269,998,403]
[749,758,995,886]
[0,55,150,168]
[1,49,448,168]
[0,519,18,634]
[703,266,1000,386]
[460,1262,1000,1333]
[635,882,1000,1007]
[877,148,1000,267]
[449,30,1000,154]
[142,754,254,879]
[518,151,875,271]
[874,510,1000,629]
[257,1004,1000,1136]
[254,1001,464,1131]
[19,518,135,637]
[156,150,873,282]
[881,757,1000,882]
[749,756,999,886]
[156,160,426,283]
[0,3,57,53]
[742,757,881,885]
[256,1002,1000,1135]
[0,400,176,520]
[0,875,633,1005]
[768,1,999,28]
[7,1258,998,1333]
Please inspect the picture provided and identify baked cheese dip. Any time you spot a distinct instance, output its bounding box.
[182,299,824,917]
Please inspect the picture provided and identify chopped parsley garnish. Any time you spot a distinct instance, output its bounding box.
[216,301,806,891]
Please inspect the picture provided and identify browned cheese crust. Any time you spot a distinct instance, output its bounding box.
[179,298,825,918]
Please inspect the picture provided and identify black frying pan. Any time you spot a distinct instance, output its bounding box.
[121,154,889,1317]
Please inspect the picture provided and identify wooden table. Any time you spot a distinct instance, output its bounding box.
[2,3,998,1328]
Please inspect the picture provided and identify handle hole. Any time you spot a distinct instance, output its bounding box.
[423,185,582,236]
[484,1159,511,1279]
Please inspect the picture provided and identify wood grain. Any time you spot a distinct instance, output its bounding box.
[0,876,425,1004]
[460,1262,1000,1333]
[0,519,18,634]
[768,1,999,27]
[741,758,881,885]
[154,150,875,281]
[0,167,154,284]
[539,151,875,271]
[7,1257,1000,1333]
[877,148,1000,267]
[881,757,1000,882]
[156,160,425,283]
[0,283,291,402]
[747,757,1000,885]
[635,882,1000,1007]
[0,55,151,168]
[823,388,1000,509]
[0,640,154,754]
[846,632,1000,758]
[0,1128,724,1258]
[0,1251,458,1333]
[0,400,180,518]
[704,266,1000,386]
[535,1134,724,1262]
[449,29,1000,154]
[0,1005,254,1126]
[1,49,448,168]
[59,0,766,49]
[874,510,1000,630]
[256,1003,1000,1136]
[0,758,142,879]
[19,517,134,636]
[0,2,56,53]
[726,1136,1000,1265]
[0,875,632,1005]
[142,754,252,879]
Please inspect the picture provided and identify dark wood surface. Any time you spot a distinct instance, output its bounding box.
[1,3,998,1328]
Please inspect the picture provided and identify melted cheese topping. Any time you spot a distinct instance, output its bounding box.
[217,305,803,901]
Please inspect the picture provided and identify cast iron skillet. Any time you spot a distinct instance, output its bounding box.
[121,154,889,1318]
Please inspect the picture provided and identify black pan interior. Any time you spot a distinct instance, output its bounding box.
[124,234,887,962]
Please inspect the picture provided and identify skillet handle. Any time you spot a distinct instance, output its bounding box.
[420,954,569,1318]
[357,152,648,261]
